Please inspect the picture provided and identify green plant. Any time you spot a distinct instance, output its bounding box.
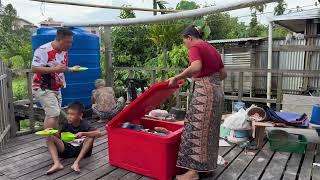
[12,77,28,100]
[20,119,30,130]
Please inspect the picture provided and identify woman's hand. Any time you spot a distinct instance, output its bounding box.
[168,77,178,87]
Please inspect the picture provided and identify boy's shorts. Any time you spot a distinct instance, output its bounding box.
[58,142,92,159]
[33,89,62,118]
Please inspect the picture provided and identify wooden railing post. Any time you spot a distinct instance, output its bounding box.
[128,70,134,79]
[161,69,166,82]
[175,69,181,108]
[7,69,17,137]
[104,26,114,87]
[238,72,244,101]
[151,69,156,85]
[276,72,283,111]
[26,72,35,131]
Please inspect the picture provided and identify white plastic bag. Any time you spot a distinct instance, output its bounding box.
[222,108,251,130]
[217,155,228,166]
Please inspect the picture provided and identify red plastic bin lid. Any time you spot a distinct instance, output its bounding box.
[107,80,184,128]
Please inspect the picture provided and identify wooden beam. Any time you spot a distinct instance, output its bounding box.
[64,0,277,27]
[112,66,320,76]
[257,45,320,52]
[104,26,114,87]
[30,0,179,13]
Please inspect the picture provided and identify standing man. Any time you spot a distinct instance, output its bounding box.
[32,28,74,129]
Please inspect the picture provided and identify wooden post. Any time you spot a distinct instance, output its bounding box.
[175,69,181,108]
[276,73,283,111]
[238,72,244,101]
[221,46,225,90]
[104,26,114,87]
[151,69,156,85]
[26,72,35,131]
[153,0,157,15]
[128,70,134,79]
[161,69,166,82]
[6,69,17,137]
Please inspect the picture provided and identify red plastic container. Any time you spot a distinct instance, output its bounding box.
[106,81,184,180]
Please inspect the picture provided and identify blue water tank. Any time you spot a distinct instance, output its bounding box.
[32,27,101,108]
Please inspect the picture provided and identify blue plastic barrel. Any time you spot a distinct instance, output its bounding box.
[32,27,101,108]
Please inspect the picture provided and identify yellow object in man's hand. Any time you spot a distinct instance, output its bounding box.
[68,65,88,72]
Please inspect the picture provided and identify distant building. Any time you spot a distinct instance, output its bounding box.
[0,15,37,30]
[15,17,37,30]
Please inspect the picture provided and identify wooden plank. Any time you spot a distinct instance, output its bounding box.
[217,148,260,180]
[120,172,142,180]
[218,145,235,157]
[34,150,108,180]
[139,177,154,180]
[0,142,46,162]
[298,144,316,180]
[0,146,47,167]
[9,142,107,179]
[77,164,116,180]
[203,146,243,180]
[282,153,303,180]
[12,141,108,179]
[99,168,130,179]
[311,144,320,180]
[260,152,290,180]
[239,143,274,180]
[7,133,106,174]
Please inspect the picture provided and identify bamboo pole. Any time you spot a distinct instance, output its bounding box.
[64,0,277,27]
[30,0,178,13]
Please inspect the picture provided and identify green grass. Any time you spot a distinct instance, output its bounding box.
[20,119,30,130]
[12,77,28,100]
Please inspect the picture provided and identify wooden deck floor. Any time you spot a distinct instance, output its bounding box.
[0,119,319,180]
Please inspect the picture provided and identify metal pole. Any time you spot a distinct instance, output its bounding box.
[267,21,273,106]
[104,26,114,87]
[64,0,277,27]
[30,0,178,13]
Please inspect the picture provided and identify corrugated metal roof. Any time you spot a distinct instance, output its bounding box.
[208,37,265,44]
[272,8,320,33]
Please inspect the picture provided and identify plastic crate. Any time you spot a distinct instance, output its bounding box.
[267,130,307,154]
[106,81,184,180]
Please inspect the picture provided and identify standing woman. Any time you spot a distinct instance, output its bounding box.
[168,25,227,180]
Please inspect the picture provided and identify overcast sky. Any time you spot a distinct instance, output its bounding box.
[2,0,319,26]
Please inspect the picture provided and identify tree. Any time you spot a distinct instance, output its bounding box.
[176,0,199,10]
[274,0,287,15]
[0,3,32,68]
[148,22,185,67]
[119,6,136,18]
[206,13,248,40]
[109,9,157,86]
